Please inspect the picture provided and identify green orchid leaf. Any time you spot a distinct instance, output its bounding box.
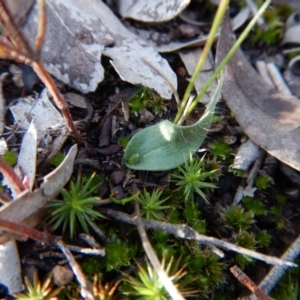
[124,75,223,171]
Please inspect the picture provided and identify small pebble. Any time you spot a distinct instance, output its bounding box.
[110,170,126,186]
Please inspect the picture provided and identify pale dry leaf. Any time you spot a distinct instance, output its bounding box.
[22,0,176,98]
[10,88,64,140]
[17,121,37,191]
[216,11,300,172]
[128,6,250,53]
[0,241,22,293]
[118,0,190,22]
[282,12,300,45]
[0,144,78,245]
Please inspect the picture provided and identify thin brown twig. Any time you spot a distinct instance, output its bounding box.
[0,2,31,54]
[230,265,275,300]
[35,0,46,55]
[0,218,54,244]
[0,157,25,194]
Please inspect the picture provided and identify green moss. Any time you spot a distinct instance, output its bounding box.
[3,150,17,166]
[255,174,270,190]
[221,205,254,231]
[242,197,267,216]
[48,151,65,167]
[105,240,137,271]
[209,139,231,160]
[81,256,104,277]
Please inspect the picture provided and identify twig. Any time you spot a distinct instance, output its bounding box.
[0,1,80,137]
[56,238,95,300]
[0,218,54,244]
[100,208,296,267]
[35,0,46,55]
[239,234,300,300]
[134,200,184,300]
[230,265,275,300]
[266,63,292,95]
[233,148,265,204]
[0,157,25,194]
[255,61,274,87]
[245,0,266,28]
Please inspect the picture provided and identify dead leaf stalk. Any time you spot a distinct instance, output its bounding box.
[0,157,25,194]
[230,265,275,300]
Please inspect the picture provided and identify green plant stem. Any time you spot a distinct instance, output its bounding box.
[174,0,229,124]
[181,0,271,122]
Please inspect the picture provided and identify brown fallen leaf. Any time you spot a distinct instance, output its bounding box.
[216,11,300,172]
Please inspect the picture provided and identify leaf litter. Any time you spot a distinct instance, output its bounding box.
[216,11,300,172]
[0,0,300,298]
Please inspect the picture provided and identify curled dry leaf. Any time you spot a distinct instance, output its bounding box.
[0,144,78,245]
[281,12,300,45]
[216,11,300,172]
[22,0,176,98]
[17,122,37,191]
[118,0,190,22]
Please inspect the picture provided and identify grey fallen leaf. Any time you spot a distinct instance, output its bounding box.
[22,0,176,99]
[216,11,300,172]
[118,0,190,22]
[124,75,223,171]
[17,122,37,191]
[10,89,64,140]
[0,144,78,245]
[282,13,300,45]
[179,49,217,104]
[128,6,250,53]
[0,241,22,293]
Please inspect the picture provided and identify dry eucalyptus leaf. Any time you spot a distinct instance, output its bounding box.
[22,0,176,99]
[118,0,190,22]
[17,122,37,191]
[0,144,78,245]
[128,6,250,53]
[216,12,300,172]
[0,241,22,294]
[10,89,64,140]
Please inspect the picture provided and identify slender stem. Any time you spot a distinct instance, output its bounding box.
[0,157,25,194]
[184,0,271,120]
[0,218,54,243]
[35,0,46,55]
[31,60,79,136]
[174,0,229,124]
